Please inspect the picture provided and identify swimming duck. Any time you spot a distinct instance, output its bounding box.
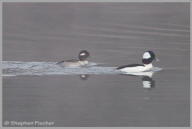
[117,51,158,72]
[56,50,90,67]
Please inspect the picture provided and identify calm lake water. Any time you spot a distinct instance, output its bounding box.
[3,3,190,127]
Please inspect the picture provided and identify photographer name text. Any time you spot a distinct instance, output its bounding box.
[4,120,55,127]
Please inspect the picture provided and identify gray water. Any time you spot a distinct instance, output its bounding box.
[3,3,190,127]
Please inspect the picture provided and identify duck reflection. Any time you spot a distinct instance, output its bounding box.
[122,71,155,89]
[78,71,157,89]
[142,75,155,89]
[79,74,90,80]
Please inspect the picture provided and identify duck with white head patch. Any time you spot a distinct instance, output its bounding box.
[117,51,159,73]
[56,50,90,67]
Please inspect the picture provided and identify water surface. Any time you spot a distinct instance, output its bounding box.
[3,3,190,127]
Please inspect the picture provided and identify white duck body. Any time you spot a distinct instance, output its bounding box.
[118,64,153,73]
[117,51,157,73]
[117,64,153,73]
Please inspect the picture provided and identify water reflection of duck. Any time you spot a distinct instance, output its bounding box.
[56,50,90,67]
[117,51,159,73]
[142,76,155,89]
[121,71,155,89]
[79,74,89,80]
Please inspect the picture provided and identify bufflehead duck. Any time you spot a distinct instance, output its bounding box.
[117,51,158,72]
[56,50,90,67]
